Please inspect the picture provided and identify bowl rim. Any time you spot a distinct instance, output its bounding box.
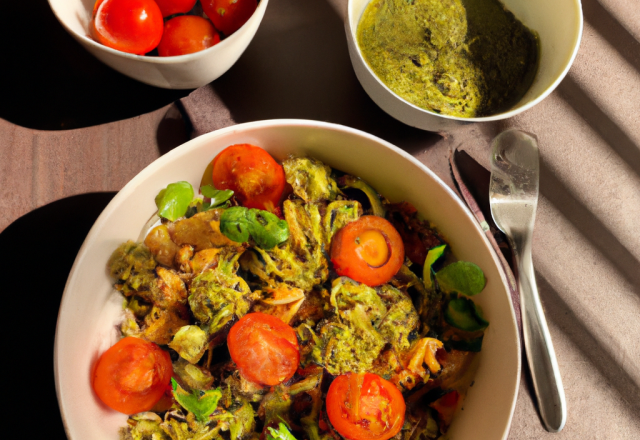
[47,0,269,64]
[54,119,521,440]
[345,0,584,122]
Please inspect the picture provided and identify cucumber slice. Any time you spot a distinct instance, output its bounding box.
[444,297,489,331]
[423,244,447,289]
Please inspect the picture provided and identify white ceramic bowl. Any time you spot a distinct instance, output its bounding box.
[346,0,583,131]
[48,0,269,89]
[54,120,520,440]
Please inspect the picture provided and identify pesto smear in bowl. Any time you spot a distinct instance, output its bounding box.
[357,0,539,117]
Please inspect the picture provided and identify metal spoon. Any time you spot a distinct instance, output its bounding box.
[489,129,567,432]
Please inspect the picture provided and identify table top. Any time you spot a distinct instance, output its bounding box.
[1,0,638,438]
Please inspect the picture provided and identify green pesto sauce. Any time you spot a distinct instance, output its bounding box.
[357,0,539,118]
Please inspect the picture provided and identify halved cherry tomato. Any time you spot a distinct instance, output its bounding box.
[154,0,197,17]
[157,15,221,57]
[330,215,405,286]
[227,312,299,386]
[326,373,406,440]
[212,144,286,213]
[91,0,164,55]
[92,337,173,414]
[201,0,258,36]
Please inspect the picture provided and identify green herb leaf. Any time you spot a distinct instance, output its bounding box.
[155,181,194,222]
[435,261,486,296]
[267,422,298,440]
[200,185,234,208]
[220,207,289,250]
[171,378,222,422]
[219,206,252,243]
[423,244,447,289]
[246,209,290,249]
[444,297,489,331]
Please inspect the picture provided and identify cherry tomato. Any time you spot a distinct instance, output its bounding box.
[92,337,173,414]
[154,0,197,17]
[201,0,258,36]
[212,144,286,213]
[330,215,405,286]
[157,15,221,57]
[326,373,406,440]
[227,312,299,386]
[91,0,164,55]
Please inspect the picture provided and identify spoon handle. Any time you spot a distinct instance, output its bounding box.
[512,234,567,432]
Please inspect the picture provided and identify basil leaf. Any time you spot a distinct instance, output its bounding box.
[435,261,486,296]
[423,244,447,289]
[155,181,194,222]
[267,422,297,440]
[220,207,289,250]
[171,378,222,422]
[220,206,252,243]
[247,209,289,249]
[444,297,489,331]
[200,185,234,208]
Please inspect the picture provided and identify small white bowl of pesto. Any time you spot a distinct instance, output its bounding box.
[345,0,583,131]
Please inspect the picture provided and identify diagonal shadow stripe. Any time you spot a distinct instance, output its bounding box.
[539,158,640,298]
[582,0,640,73]
[536,275,640,420]
[556,75,640,176]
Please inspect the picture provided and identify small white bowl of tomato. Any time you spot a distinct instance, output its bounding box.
[48,0,268,89]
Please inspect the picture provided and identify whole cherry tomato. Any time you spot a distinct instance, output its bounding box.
[91,0,164,55]
[326,373,406,440]
[154,0,197,17]
[201,0,258,36]
[92,337,173,414]
[330,215,405,286]
[157,15,221,57]
[212,144,286,213]
[227,312,299,386]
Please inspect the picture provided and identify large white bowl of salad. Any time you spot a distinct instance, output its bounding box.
[55,119,520,440]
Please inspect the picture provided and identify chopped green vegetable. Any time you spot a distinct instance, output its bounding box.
[200,184,234,208]
[171,378,222,422]
[422,244,447,289]
[435,261,486,296]
[220,206,289,250]
[444,296,489,331]
[267,422,298,440]
[155,181,195,222]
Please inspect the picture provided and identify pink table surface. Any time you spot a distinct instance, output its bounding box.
[1,0,638,438]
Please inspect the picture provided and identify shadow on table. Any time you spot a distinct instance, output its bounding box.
[0,1,191,130]
[582,0,640,74]
[536,275,640,423]
[0,192,116,439]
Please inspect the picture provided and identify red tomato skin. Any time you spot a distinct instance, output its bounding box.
[154,0,197,17]
[92,337,173,414]
[91,0,164,55]
[326,373,406,440]
[158,15,221,57]
[212,144,286,213]
[201,0,258,36]
[227,312,300,386]
[330,216,405,287]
